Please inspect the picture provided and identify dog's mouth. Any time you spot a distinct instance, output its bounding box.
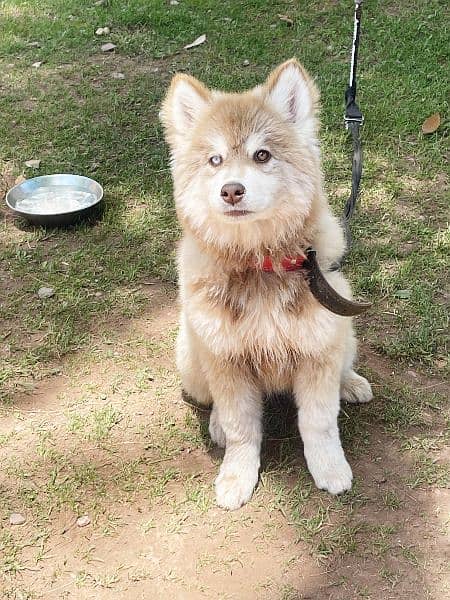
[224,210,252,217]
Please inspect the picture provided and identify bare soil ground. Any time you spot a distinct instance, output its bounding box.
[1,285,448,600]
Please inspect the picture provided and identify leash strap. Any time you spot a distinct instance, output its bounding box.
[342,0,364,246]
[304,249,371,316]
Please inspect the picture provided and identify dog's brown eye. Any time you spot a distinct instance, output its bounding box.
[209,155,223,167]
[254,149,271,163]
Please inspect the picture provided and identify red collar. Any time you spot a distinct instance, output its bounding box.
[260,255,306,272]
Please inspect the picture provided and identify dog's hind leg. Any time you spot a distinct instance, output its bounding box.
[340,329,373,404]
[209,404,226,448]
[177,315,212,407]
[341,370,373,404]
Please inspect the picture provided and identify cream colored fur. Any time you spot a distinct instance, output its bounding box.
[161,59,372,510]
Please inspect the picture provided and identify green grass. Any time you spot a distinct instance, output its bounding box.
[1,0,449,400]
[67,404,122,440]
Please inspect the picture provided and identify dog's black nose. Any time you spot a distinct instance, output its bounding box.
[221,182,246,205]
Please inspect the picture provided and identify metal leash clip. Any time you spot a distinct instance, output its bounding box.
[344,0,365,129]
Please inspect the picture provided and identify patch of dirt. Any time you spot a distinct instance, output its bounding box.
[85,52,175,76]
[0,161,18,202]
[358,345,450,398]
[0,287,449,600]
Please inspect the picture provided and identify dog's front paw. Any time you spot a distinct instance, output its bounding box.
[341,371,373,404]
[209,406,226,448]
[215,460,259,510]
[308,455,353,495]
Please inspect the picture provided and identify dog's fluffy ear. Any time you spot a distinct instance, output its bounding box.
[160,74,210,140]
[265,59,319,126]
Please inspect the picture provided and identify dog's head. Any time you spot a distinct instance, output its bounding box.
[160,59,321,253]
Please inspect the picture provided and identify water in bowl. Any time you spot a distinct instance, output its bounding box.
[15,186,97,215]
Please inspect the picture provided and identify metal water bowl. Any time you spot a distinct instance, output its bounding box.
[6,174,103,226]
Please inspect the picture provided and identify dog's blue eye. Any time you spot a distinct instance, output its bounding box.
[254,149,271,163]
[209,155,223,167]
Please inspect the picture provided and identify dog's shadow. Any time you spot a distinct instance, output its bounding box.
[183,391,301,464]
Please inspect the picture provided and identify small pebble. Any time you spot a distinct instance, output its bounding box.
[10,513,26,525]
[243,59,250,67]
[28,41,41,48]
[32,61,43,68]
[94,0,106,5]
[170,0,179,4]
[101,42,116,52]
[95,291,103,297]
[111,71,125,79]
[38,287,55,299]
[25,159,41,169]
[95,26,110,35]
[76,515,91,527]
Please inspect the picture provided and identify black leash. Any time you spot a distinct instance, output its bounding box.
[342,0,364,250]
[304,0,371,316]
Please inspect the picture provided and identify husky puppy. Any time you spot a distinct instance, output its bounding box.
[160,59,372,510]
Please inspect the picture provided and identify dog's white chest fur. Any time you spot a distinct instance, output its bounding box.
[179,237,342,379]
